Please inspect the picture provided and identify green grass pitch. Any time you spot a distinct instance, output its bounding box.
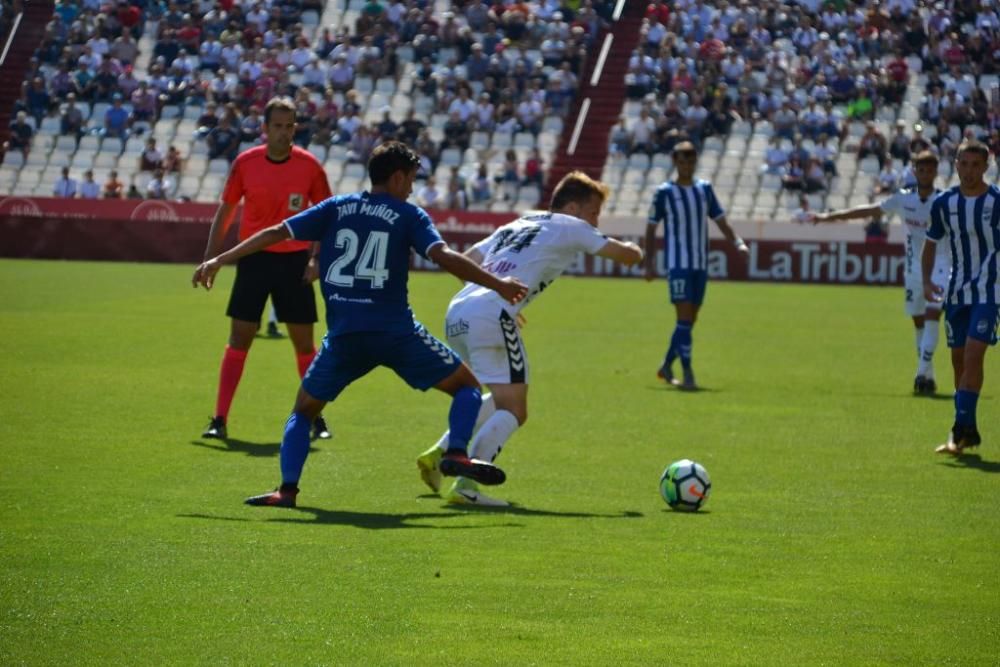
[0,258,997,665]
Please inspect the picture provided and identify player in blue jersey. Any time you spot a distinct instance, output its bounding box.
[193,141,529,506]
[923,140,1000,455]
[643,141,749,389]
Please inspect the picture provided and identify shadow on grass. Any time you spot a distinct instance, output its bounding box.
[915,393,955,402]
[179,507,642,529]
[179,509,521,530]
[645,385,721,393]
[940,453,1000,473]
[189,438,320,457]
[661,508,712,515]
[441,505,645,519]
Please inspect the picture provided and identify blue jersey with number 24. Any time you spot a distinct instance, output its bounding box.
[283,191,444,336]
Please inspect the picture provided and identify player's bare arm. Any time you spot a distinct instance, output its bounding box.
[193,223,292,290]
[714,215,750,256]
[643,224,658,281]
[596,238,644,265]
[921,237,943,303]
[462,246,485,265]
[429,243,528,305]
[203,201,238,260]
[811,203,882,224]
[302,242,320,284]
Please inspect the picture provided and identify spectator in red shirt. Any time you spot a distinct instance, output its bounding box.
[116,1,142,39]
[943,32,966,67]
[521,147,543,188]
[176,15,203,52]
[886,51,909,104]
[671,63,694,93]
[645,1,669,25]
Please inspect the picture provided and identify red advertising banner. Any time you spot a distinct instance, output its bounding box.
[0,197,905,285]
[413,232,907,286]
[0,196,513,263]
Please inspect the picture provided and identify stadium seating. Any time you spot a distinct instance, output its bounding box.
[1,0,592,207]
[4,0,1000,224]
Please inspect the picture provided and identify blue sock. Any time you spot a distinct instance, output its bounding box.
[446,386,482,454]
[664,335,678,368]
[279,412,313,484]
[955,390,979,428]
[675,320,693,370]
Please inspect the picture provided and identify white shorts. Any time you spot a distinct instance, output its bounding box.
[445,298,529,385]
[904,257,949,316]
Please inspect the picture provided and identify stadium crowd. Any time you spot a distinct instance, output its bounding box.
[4,0,620,205]
[611,0,1000,207]
[4,0,1000,209]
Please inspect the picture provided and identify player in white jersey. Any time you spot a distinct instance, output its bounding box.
[924,140,1000,455]
[415,171,644,505]
[811,151,949,394]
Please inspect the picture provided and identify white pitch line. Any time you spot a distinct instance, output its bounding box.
[590,33,614,87]
[567,97,591,156]
[0,11,24,65]
[613,0,626,21]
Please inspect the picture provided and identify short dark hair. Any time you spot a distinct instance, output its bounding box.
[957,139,990,161]
[264,97,296,124]
[672,140,697,157]
[368,141,420,185]
[912,150,939,166]
[550,170,610,210]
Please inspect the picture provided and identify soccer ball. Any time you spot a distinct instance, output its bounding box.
[659,459,711,511]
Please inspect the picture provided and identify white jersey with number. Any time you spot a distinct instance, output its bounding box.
[880,188,950,278]
[880,188,951,314]
[449,212,609,316]
[445,212,609,384]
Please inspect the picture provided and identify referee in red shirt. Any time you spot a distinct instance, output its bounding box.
[199,97,333,440]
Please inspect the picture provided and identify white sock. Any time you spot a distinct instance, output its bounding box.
[434,392,496,451]
[469,410,520,463]
[914,326,924,358]
[918,322,940,378]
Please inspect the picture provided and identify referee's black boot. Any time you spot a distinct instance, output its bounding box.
[202,416,227,440]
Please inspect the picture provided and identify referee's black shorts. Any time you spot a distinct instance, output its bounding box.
[226,250,318,324]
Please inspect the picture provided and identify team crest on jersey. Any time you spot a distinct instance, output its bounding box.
[977,319,989,335]
[288,193,304,211]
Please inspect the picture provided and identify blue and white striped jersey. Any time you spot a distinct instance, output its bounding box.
[647,179,725,271]
[927,185,1000,306]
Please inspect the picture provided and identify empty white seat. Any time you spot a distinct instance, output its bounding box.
[79,135,99,152]
[307,144,328,162]
[93,153,118,169]
[513,132,536,149]
[439,148,462,166]
[490,132,512,150]
[354,76,374,94]
[628,153,651,170]
[343,162,366,179]
[207,158,230,174]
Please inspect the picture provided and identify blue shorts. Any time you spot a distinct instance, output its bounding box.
[944,304,1000,348]
[668,269,708,306]
[302,323,461,402]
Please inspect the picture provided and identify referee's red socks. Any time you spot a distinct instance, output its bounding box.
[296,349,317,379]
[215,345,248,420]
